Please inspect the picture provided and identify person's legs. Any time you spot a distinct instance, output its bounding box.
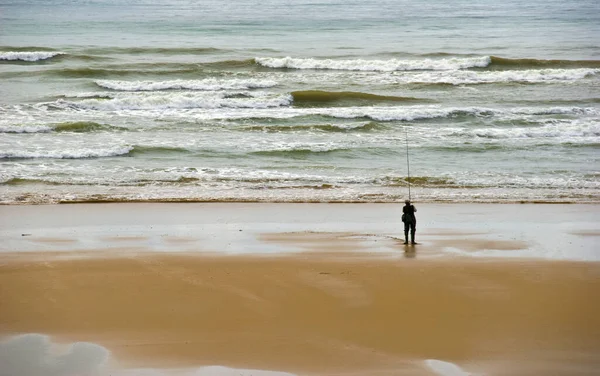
[403,221,409,244]
[410,221,416,244]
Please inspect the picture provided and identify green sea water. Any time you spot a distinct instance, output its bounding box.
[1,0,599,203]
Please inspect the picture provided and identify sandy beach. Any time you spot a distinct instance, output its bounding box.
[1,203,599,375]
[3,0,599,374]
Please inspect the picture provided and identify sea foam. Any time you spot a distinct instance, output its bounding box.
[387,68,599,85]
[0,146,133,159]
[170,105,595,123]
[57,92,293,111]
[255,56,491,71]
[55,104,594,126]
[0,51,64,62]
[95,78,278,91]
[0,124,54,133]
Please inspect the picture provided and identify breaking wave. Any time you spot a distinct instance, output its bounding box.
[255,56,491,71]
[55,104,592,123]
[250,145,397,158]
[227,106,598,122]
[0,51,64,62]
[52,92,293,110]
[0,124,54,133]
[0,146,134,160]
[0,145,198,161]
[54,121,124,132]
[379,176,458,187]
[241,121,384,133]
[390,68,599,85]
[0,122,123,133]
[95,78,278,91]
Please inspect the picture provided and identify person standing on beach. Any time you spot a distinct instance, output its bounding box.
[402,199,417,245]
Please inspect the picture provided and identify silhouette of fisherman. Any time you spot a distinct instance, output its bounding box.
[402,199,417,245]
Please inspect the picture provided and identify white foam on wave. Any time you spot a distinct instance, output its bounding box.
[147,105,462,122]
[512,106,599,116]
[0,51,64,62]
[0,334,297,376]
[257,106,450,122]
[0,124,54,133]
[5,100,597,127]
[147,105,597,123]
[55,92,293,111]
[252,140,345,153]
[95,78,278,91]
[442,118,600,141]
[255,56,491,71]
[0,145,133,159]
[387,68,599,85]
[0,161,359,188]
[446,167,599,190]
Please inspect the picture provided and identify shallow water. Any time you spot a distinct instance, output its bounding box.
[1,0,599,203]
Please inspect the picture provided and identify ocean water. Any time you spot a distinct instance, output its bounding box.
[1,0,599,204]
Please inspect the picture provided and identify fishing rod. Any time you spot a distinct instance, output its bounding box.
[404,126,411,201]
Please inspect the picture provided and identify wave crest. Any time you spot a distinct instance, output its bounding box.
[95,78,278,91]
[389,68,599,85]
[0,146,133,160]
[291,90,424,106]
[255,56,491,71]
[0,51,64,62]
[242,122,384,133]
[0,122,122,134]
[490,56,600,69]
[53,92,293,111]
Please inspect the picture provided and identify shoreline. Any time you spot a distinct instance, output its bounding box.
[1,202,598,261]
[1,202,599,375]
[2,198,599,205]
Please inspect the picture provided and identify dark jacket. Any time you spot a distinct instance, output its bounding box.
[402,204,416,223]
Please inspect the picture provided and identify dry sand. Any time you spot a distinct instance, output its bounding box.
[1,203,599,375]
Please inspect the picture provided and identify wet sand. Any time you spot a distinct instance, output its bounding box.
[1,203,599,375]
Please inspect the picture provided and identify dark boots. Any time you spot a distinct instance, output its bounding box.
[404,229,415,245]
